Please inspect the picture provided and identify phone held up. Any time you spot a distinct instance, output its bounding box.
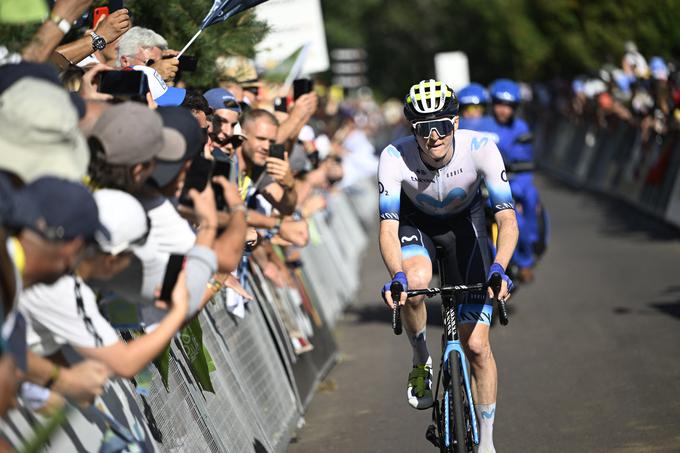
[269,144,286,161]
[97,70,149,102]
[179,155,214,207]
[293,78,314,100]
[159,254,184,303]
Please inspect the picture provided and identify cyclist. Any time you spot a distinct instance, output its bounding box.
[379,79,518,453]
[457,82,490,130]
[481,79,540,282]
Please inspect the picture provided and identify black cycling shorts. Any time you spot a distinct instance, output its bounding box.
[398,191,492,325]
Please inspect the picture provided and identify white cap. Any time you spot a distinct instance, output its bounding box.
[233,122,247,139]
[93,189,148,255]
[132,65,186,106]
[314,134,332,160]
[298,124,315,142]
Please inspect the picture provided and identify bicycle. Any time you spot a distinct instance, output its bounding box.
[390,250,509,453]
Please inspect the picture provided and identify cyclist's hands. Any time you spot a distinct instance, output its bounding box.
[487,263,513,301]
[382,271,408,308]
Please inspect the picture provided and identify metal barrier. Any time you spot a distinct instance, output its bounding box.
[1,181,378,452]
[534,114,680,229]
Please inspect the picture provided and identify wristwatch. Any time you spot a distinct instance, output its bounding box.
[90,31,107,51]
[48,12,71,34]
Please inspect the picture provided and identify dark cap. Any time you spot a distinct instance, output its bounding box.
[13,177,108,242]
[203,88,241,113]
[0,61,86,118]
[151,107,205,187]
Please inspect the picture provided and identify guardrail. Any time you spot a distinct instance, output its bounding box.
[1,178,378,453]
[533,113,680,229]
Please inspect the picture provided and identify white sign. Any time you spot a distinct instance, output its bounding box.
[255,0,329,75]
[435,52,470,91]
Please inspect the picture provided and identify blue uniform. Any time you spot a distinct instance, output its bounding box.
[474,115,540,268]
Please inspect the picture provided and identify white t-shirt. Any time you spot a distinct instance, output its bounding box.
[20,275,119,356]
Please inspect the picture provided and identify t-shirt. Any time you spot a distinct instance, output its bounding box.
[20,275,119,356]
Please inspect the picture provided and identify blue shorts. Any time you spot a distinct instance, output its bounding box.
[398,192,493,325]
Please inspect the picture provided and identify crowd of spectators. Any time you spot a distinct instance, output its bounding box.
[0,0,380,438]
[533,41,680,144]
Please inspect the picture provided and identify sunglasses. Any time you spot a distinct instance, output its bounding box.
[412,118,456,139]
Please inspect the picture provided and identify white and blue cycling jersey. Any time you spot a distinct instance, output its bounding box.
[378,129,514,220]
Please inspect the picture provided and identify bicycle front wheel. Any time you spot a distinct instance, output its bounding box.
[448,350,471,453]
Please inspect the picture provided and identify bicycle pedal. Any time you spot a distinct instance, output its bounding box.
[425,424,439,448]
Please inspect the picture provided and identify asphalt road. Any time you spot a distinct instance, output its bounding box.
[288,175,680,453]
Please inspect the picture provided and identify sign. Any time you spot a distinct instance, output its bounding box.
[435,51,470,91]
[255,0,329,75]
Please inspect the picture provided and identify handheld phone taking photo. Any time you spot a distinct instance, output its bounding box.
[178,55,198,73]
[179,155,214,207]
[92,7,109,28]
[269,144,286,160]
[98,70,148,98]
[159,254,184,302]
[274,96,288,113]
[293,78,314,100]
[211,153,232,211]
[109,0,125,12]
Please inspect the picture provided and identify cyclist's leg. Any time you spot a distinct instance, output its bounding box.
[453,203,497,453]
[398,224,436,409]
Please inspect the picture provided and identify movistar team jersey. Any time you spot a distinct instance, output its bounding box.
[378,129,514,220]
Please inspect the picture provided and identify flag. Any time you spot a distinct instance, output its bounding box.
[201,0,270,30]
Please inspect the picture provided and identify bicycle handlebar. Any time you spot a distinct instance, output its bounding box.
[390,275,509,335]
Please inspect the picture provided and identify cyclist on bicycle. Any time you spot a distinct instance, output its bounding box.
[457,83,490,131]
[379,79,518,453]
[480,79,540,282]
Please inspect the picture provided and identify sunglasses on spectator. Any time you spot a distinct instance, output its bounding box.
[411,118,456,139]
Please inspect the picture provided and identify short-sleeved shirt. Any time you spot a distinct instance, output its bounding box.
[20,275,119,356]
[378,129,514,220]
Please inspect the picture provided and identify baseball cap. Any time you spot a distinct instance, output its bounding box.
[215,56,260,86]
[93,189,149,255]
[89,102,185,165]
[151,107,205,187]
[0,78,89,183]
[203,88,241,113]
[132,65,186,107]
[13,177,107,242]
[0,62,86,118]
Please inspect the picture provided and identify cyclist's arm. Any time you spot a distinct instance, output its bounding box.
[474,139,518,269]
[377,144,404,276]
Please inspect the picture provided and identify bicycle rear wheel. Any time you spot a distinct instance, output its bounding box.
[448,350,471,453]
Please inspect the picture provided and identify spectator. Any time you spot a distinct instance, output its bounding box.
[117,26,179,83]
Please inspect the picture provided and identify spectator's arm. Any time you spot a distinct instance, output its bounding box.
[275,93,318,143]
[22,0,93,62]
[55,9,131,64]
[75,271,190,378]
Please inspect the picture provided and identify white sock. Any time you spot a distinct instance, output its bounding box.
[475,403,496,453]
[407,328,430,366]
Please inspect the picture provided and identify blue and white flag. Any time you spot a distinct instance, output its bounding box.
[201,0,270,30]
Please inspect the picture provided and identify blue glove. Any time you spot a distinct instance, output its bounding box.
[487,263,514,294]
[382,271,408,303]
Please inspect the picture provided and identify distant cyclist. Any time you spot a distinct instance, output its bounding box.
[378,79,518,453]
[457,82,490,130]
[479,79,540,282]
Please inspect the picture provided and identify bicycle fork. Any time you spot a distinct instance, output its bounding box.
[442,340,479,448]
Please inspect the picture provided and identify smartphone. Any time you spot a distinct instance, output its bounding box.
[269,144,286,160]
[179,155,214,206]
[98,70,148,97]
[159,254,184,302]
[92,6,109,28]
[293,78,314,100]
[178,55,198,73]
[109,0,124,12]
[211,155,232,211]
[274,96,288,113]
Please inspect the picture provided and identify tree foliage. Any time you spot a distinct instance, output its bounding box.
[0,0,269,88]
[321,0,680,97]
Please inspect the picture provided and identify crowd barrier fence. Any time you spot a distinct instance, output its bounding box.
[1,178,379,453]
[533,113,680,229]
